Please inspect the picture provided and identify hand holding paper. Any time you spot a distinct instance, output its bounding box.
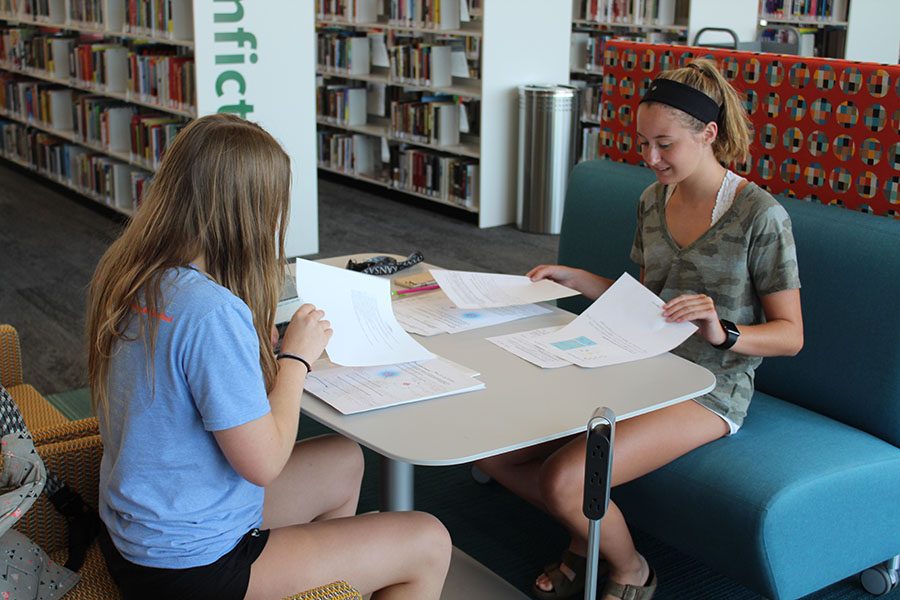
[539,273,697,368]
[295,259,434,367]
[429,269,579,309]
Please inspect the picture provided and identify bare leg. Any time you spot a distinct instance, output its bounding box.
[475,437,571,512]
[245,434,451,600]
[510,401,728,597]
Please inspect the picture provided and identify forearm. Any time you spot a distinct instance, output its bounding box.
[577,271,615,301]
[727,318,803,357]
[265,360,308,463]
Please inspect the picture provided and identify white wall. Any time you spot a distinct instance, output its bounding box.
[845,0,900,64]
[194,0,318,257]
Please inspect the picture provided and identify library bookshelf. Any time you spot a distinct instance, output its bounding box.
[571,0,758,162]
[0,1,318,257]
[758,0,900,64]
[315,0,571,228]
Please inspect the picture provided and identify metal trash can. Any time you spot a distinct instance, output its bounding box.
[517,84,581,234]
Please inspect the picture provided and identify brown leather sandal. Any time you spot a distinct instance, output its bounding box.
[532,549,594,600]
[602,568,658,600]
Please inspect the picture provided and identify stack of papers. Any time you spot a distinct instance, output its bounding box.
[488,273,698,369]
[305,357,484,415]
[291,260,485,414]
[393,291,551,336]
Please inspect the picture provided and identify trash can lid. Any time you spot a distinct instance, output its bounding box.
[518,84,580,98]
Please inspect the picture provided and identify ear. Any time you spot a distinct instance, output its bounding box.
[702,121,719,145]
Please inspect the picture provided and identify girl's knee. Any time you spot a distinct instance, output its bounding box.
[323,435,364,480]
[408,512,452,565]
[538,456,581,511]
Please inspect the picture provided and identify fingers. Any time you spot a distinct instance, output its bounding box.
[527,264,567,282]
[526,265,551,280]
[663,294,717,323]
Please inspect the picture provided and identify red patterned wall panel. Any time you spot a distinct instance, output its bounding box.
[596,41,900,217]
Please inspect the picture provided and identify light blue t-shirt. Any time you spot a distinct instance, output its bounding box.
[99,267,271,569]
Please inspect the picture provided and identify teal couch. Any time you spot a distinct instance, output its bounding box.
[557,159,900,599]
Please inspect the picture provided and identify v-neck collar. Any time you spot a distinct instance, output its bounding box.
[657,181,752,254]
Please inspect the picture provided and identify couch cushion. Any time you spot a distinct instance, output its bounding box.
[613,392,900,600]
[557,160,654,315]
[755,198,900,446]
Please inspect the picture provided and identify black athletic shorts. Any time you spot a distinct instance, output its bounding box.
[100,524,270,600]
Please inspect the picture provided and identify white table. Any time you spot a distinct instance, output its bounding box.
[288,254,716,512]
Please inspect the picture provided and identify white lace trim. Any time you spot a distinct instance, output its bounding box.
[665,169,746,226]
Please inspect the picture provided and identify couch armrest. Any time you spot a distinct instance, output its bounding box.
[16,434,103,553]
[0,324,24,388]
[32,417,100,446]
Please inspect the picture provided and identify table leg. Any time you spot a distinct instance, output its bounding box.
[381,456,414,511]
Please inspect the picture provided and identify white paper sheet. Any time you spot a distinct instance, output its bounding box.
[486,327,570,369]
[429,269,580,309]
[538,273,697,368]
[392,290,552,336]
[305,358,485,414]
[295,259,434,367]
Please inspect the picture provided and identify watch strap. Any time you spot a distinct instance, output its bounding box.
[712,319,740,350]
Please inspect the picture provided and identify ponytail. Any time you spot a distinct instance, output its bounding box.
[655,58,751,165]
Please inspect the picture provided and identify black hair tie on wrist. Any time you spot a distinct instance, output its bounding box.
[276,352,312,374]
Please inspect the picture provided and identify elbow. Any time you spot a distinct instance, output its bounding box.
[786,332,804,357]
[236,459,285,488]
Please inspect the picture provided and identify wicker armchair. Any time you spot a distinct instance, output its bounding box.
[17,419,361,599]
[0,324,71,432]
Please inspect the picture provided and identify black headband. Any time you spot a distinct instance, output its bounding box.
[639,78,722,124]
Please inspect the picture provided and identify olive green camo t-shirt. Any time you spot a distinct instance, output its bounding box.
[630,180,801,427]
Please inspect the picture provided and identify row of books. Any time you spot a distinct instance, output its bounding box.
[1,0,193,38]
[316,127,478,208]
[318,30,480,81]
[578,0,680,26]
[0,28,195,110]
[324,79,480,136]
[387,0,462,31]
[2,0,62,22]
[317,32,371,75]
[69,0,103,25]
[388,43,451,87]
[392,145,477,208]
[125,0,193,39]
[317,129,383,178]
[580,125,603,162]
[390,96,459,147]
[0,73,185,167]
[317,84,367,126]
[761,0,848,21]
[316,0,380,23]
[0,118,151,210]
[580,84,602,122]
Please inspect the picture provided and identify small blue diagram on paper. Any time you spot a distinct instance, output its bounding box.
[551,336,598,351]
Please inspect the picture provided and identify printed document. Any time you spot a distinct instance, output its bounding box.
[295,259,434,367]
[539,273,697,368]
[429,269,580,309]
[305,358,485,414]
[393,290,551,336]
[486,327,570,369]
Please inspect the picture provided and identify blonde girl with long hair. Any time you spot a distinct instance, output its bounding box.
[476,59,804,600]
[87,114,450,600]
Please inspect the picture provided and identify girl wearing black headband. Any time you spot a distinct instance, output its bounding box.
[477,59,803,600]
